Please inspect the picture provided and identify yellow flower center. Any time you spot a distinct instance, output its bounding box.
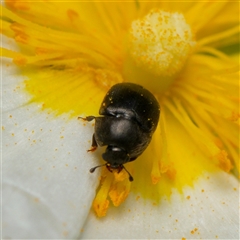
[123,9,196,94]
[92,10,197,217]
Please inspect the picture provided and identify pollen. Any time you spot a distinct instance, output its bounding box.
[13,55,28,66]
[129,10,196,77]
[6,0,30,10]
[92,173,113,217]
[109,177,131,207]
[150,122,177,185]
[215,150,232,172]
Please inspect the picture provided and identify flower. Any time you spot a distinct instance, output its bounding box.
[1,0,239,239]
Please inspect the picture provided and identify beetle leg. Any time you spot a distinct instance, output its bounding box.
[87,133,98,152]
[78,116,95,122]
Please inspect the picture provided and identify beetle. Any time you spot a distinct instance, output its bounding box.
[79,82,160,181]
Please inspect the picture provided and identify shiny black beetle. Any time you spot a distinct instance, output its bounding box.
[79,82,160,181]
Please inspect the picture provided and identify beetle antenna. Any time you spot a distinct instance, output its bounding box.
[89,163,107,173]
[122,165,134,182]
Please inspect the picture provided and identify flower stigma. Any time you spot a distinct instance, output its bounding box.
[123,9,196,94]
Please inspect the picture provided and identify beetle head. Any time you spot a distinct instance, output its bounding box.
[102,146,130,167]
[89,146,133,181]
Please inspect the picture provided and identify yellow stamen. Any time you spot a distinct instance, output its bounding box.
[185,1,228,31]
[197,46,236,63]
[1,7,120,69]
[92,172,114,218]
[198,25,239,47]
[93,167,132,217]
[215,150,232,172]
[166,98,233,172]
[109,173,131,207]
[150,124,162,184]
[5,0,30,10]
[113,169,130,182]
[151,158,161,185]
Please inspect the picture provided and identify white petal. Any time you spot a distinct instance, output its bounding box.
[81,172,239,239]
[2,61,101,238]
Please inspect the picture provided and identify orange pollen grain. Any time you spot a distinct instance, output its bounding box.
[6,0,30,10]
[67,9,79,22]
[136,195,140,201]
[13,56,28,66]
